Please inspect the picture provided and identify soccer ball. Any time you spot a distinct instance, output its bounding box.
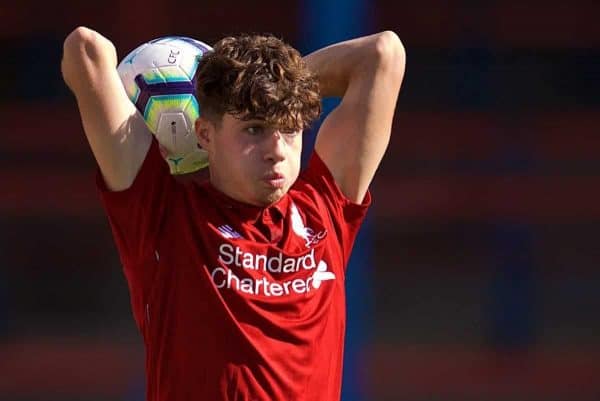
[117,36,212,174]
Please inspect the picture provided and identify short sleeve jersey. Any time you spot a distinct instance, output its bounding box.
[97,138,371,401]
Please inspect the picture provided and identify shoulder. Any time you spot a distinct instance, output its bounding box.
[295,151,371,210]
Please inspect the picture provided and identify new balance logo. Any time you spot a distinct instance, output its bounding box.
[218,225,243,239]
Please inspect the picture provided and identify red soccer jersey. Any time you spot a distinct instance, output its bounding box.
[97,138,370,401]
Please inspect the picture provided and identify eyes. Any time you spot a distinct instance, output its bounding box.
[245,125,265,136]
[244,125,300,138]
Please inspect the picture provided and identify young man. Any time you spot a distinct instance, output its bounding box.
[62,26,405,401]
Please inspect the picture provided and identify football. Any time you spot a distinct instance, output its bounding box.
[117,36,212,174]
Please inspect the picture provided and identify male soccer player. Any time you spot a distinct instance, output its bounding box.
[62,26,405,401]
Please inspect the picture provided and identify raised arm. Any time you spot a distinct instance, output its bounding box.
[62,26,152,191]
[303,31,405,203]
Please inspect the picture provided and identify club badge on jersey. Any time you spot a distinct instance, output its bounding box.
[117,36,212,175]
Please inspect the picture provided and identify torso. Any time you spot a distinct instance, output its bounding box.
[141,179,347,401]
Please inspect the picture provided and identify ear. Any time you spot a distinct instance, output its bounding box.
[195,116,212,149]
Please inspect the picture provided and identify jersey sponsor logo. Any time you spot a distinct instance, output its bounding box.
[210,243,335,297]
[312,261,335,289]
[290,202,326,248]
[218,243,315,273]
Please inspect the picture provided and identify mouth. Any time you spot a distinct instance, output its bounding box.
[263,172,286,189]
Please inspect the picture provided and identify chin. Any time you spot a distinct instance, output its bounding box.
[258,189,286,206]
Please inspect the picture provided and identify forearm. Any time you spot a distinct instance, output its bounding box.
[303,31,403,98]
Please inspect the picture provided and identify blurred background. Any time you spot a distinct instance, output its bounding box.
[1,0,600,400]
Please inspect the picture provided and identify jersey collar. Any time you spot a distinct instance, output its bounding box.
[204,182,290,223]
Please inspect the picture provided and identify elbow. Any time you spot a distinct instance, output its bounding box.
[63,27,97,58]
[373,31,406,76]
[65,26,96,44]
[62,27,95,91]
[62,27,115,90]
[63,26,109,63]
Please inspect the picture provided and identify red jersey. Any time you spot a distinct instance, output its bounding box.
[97,138,371,401]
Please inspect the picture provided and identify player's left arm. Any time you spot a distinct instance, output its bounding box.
[303,31,406,203]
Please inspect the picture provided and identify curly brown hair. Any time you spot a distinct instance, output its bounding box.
[195,34,321,131]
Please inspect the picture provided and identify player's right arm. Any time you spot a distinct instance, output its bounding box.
[62,26,152,191]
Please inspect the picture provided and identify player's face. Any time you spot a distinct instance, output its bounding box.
[196,113,303,206]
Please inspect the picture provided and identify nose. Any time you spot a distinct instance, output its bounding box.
[263,130,286,163]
